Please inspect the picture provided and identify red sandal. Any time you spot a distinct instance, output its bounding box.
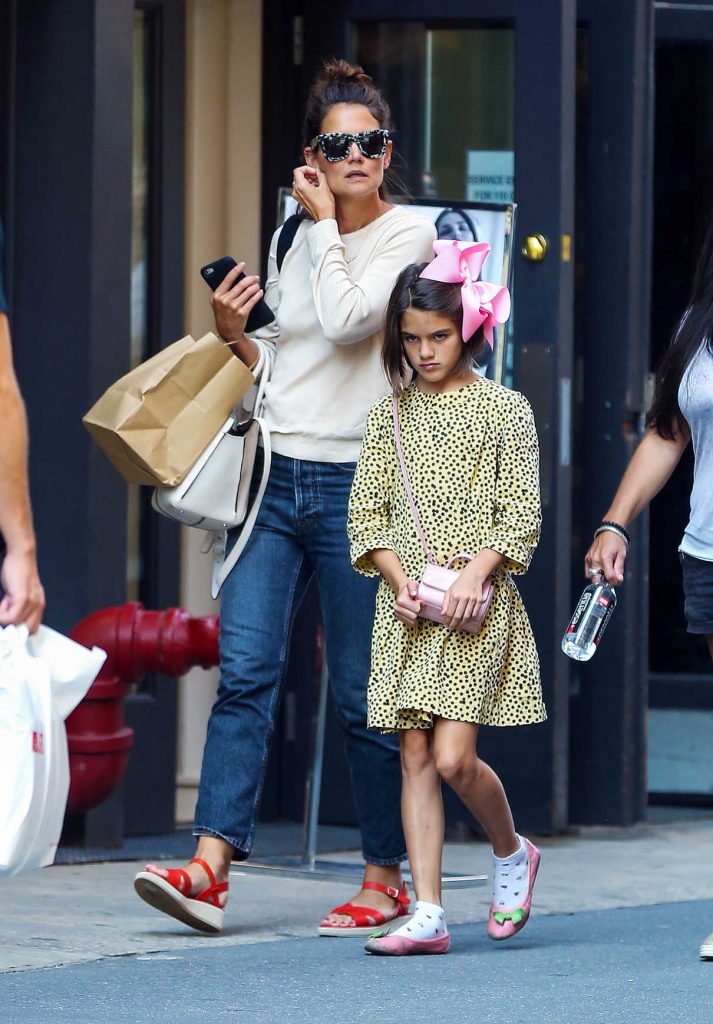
[318,881,410,937]
[134,857,228,934]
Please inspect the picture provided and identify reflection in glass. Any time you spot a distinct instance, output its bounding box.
[356,24,514,199]
[355,24,516,384]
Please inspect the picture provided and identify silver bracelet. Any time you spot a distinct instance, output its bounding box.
[593,524,629,547]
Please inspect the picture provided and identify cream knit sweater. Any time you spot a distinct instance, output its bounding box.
[250,206,436,463]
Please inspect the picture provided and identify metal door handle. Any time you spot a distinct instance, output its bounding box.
[521,234,549,261]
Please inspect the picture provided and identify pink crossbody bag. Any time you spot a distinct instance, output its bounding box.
[392,396,494,635]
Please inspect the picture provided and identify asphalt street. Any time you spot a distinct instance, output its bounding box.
[1,901,711,1024]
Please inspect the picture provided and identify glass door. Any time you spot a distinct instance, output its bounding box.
[356,24,517,385]
[355,23,514,201]
[301,0,577,832]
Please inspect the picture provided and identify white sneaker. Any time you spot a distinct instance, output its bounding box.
[699,931,713,960]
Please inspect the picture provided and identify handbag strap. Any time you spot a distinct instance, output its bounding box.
[276,213,301,272]
[210,415,272,598]
[251,342,274,417]
[210,330,274,595]
[392,395,437,566]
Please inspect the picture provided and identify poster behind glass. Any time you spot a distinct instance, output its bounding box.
[276,191,516,385]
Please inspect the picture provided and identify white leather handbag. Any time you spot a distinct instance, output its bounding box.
[152,342,274,596]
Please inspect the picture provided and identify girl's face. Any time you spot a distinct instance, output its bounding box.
[400,307,473,393]
[305,103,392,201]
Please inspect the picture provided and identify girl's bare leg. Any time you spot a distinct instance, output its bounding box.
[433,719,518,857]
[400,727,444,906]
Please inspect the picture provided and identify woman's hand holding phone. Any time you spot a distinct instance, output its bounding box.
[211,262,265,342]
[292,165,336,222]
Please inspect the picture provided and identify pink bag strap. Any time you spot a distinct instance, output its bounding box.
[447,551,476,568]
[392,395,438,565]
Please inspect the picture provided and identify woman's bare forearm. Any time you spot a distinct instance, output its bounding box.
[602,426,690,527]
[0,319,35,553]
[224,334,260,368]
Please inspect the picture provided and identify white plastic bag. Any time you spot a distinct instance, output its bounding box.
[0,624,106,877]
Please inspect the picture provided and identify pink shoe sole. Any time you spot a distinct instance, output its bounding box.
[365,931,451,956]
[487,837,540,941]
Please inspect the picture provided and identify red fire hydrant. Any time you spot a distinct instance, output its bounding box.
[67,602,219,814]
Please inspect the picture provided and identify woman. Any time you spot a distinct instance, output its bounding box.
[435,207,479,243]
[134,60,436,936]
[584,215,713,960]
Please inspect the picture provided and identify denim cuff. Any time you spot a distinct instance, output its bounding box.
[193,826,251,861]
[363,850,408,867]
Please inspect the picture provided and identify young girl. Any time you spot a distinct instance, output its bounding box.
[347,240,546,956]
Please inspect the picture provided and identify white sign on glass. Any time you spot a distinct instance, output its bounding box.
[466,151,515,204]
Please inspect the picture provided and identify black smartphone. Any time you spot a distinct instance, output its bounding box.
[200,256,275,333]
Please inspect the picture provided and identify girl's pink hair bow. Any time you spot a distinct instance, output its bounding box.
[419,240,511,348]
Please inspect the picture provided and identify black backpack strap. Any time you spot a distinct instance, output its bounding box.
[276,213,301,272]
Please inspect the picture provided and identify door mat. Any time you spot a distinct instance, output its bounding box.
[54,823,362,865]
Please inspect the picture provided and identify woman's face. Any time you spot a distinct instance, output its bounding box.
[437,210,475,242]
[305,103,392,201]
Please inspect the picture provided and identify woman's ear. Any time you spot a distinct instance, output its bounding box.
[383,139,393,171]
[304,147,318,168]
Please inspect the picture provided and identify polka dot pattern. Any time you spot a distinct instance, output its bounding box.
[348,379,546,732]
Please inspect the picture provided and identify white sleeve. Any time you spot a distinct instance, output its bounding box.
[306,216,437,346]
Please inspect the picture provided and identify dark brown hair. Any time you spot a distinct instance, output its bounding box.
[303,59,394,146]
[303,59,396,200]
[646,212,713,439]
[382,264,486,393]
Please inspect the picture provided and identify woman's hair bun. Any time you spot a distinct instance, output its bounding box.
[317,58,374,88]
[303,56,393,146]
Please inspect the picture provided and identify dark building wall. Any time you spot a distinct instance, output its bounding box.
[3,0,185,840]
[569,0,653,825]
[8,0,133,632]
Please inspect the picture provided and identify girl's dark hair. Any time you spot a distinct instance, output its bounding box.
[646,216,713,438]
[382,264,485,392]
[303,59,396,200]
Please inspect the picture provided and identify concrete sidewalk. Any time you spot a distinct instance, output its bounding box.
[1,818,713,1022]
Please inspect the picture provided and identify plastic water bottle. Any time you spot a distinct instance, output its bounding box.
[561,571,617,661]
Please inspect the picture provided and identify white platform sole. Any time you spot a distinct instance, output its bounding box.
[133,871,224,934]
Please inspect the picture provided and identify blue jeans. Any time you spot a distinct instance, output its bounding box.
[194,452,406,865]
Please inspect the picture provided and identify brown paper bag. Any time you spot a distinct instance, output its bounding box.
[83,332,255,486]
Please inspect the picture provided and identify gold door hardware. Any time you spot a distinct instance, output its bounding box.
[521,234,549,262]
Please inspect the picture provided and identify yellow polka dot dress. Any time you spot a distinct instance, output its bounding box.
[348,379,546,732]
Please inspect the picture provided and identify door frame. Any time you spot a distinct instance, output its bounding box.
[565,0,654,824]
